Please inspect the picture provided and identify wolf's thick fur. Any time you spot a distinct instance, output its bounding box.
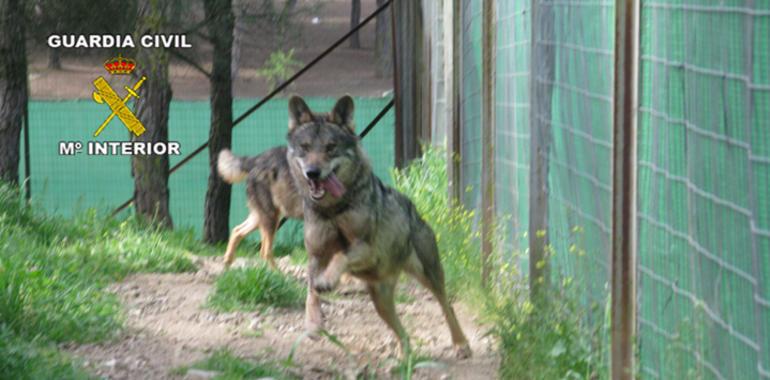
[217,147,303,268]
[285,96,471,359]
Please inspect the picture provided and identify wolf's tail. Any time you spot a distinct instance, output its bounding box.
[217,149,257,184]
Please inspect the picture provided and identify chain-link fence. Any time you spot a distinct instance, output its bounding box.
[428,0,770,377]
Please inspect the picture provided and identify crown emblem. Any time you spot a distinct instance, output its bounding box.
[103,54,136,75]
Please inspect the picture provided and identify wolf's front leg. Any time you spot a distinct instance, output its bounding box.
[305,256,324,337]
[314,240,375,293]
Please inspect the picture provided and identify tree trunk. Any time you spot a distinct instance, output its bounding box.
[0,0,27,184]
[231,5,242,82]
[48,48,62,70]
[203,0,234,244]
[349,0,361,49]
[374,0,391,78]
[132,0,173,228]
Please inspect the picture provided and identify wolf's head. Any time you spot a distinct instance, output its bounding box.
[286,95,366,205]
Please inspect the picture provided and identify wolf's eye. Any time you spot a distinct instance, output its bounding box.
[300,143,311,151]
[325,144,337,152]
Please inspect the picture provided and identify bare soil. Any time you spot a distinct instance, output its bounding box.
[28,0,391,100]
[66,256,499,379]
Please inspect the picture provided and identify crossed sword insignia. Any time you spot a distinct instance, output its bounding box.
[92,76,147,137]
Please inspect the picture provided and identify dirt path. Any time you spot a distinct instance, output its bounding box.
[67,257,499,379]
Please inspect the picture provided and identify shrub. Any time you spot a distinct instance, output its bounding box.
[257,49,303,91]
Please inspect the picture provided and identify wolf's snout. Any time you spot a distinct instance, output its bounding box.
[305,167,321,180]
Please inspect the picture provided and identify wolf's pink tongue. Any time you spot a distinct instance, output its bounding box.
[320,173,346,198]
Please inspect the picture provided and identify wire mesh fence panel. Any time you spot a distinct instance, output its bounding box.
[24,97,394,246]
[460,0,483,213]
[540,0,615,320]
[446,0,770,377]
[494,0,531,271]
[637,2,770,379]
[426,0,449,144]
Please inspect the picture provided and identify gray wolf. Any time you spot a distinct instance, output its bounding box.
[285,95,471,359]
[217,146,303,268]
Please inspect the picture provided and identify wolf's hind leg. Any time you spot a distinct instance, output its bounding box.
[405,246,472,359]
[259,215,280,269]
[224,213,259,267]
[367,278,411,359]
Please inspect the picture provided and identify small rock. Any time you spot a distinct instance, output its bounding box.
[184,369,221,379]
[249,318,260,331]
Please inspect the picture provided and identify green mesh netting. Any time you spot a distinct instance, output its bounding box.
[495,0,531,266]
[23,97,394,245]
[470,1,769,378]
[545,0,615,326]
[637,2,770,379]
[461,0,483,212]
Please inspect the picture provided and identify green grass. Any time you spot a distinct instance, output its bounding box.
[0,183,217,379]
[0,326,92,380]
[174,349,296,380]
[207,265,306,312]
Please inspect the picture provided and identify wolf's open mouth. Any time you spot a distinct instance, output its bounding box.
[307,172,346,200]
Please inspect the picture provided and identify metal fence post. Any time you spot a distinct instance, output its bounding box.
[448,0,462,202]
[480,0,496,287]
[391,0,429,168]
[611,0,639,378]
[528,0,555,300]
[23,97,30,201]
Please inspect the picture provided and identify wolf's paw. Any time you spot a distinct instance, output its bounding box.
[313,276,337,293]
[304,321,324,341]
[453,343,472,359]
[222,256,234,268]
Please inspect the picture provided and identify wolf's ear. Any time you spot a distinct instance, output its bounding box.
[288,96,313,130]
[331,95,355,132]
